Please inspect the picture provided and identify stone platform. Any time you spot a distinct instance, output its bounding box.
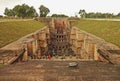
[0,60,120,81]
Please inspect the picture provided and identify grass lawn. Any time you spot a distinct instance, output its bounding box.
[0,20,46,48]
[72,19,120,47]
[0,18,32,22]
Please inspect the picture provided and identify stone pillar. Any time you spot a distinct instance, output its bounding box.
[76,47,81,55]
[85,43,97,60]
[46,27,49,34]
[83,38,86,49]
[37,40,40,48]
[93,44,98,60]
[35,39,38,50]
[82,34,88,49]
[32,40,37,59]
[76,30,78,40]
[22,44,28,61]
[76,40,84,55]
[89,43,94,59]
[27,41,33,59]
[37,49,41,59]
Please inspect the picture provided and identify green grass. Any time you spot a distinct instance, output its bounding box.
[0,18,32,22]
[72,19,120,47]
[0,20,46,48]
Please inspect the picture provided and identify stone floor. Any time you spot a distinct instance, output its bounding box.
[0,60,120,81]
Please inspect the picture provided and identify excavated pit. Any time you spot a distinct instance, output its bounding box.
[0,18,120,81]
[0,18,120,64]
[23,18,99,61]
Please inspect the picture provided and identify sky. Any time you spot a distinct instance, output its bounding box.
[0,0,120,16]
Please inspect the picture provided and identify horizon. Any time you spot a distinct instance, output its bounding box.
[0,0,120,16]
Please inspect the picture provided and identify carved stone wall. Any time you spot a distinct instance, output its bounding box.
[47,18,73,56]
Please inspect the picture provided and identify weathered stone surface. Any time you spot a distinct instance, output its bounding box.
[0,60,120,81]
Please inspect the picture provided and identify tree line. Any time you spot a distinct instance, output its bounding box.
[79,9,120,18]
[3,4,68,18]
[2,4,120,18]
[4,4,50,18]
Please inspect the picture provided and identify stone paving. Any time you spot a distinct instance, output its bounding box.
[0,60,120,81]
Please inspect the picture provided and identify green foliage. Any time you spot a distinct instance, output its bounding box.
[13,4,38,18]
[0,15,3,18]
[115,13,120,18]
[79,9,86,18]
[4,4,38,18]
[0,20,45,48]
[117,13,120,16]
[72,19,120,47]
[4,8,15,17]
[86,12,114,18]
[27,6,38,17]
[51,14,68,18]
[39,5,50,17]
[78,9,117,18]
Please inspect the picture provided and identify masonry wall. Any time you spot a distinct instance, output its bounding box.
[70,27,98,60]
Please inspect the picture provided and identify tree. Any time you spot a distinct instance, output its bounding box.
[39,5,50,17]
[13,4,29,18]
[79,9,86,18]
[51,14,68,18]
[117,13,120,16]
[0,15,3,18]
[51,14,57,17]
[85,12,114,18]
[13,4,37,18]
[115,13,120,18]
[4,8,15,17]
[27,6,38,17]
[86,12,96,18]
[4,8,9,16]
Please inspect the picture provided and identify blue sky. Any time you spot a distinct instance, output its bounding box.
[0,0,120,16]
